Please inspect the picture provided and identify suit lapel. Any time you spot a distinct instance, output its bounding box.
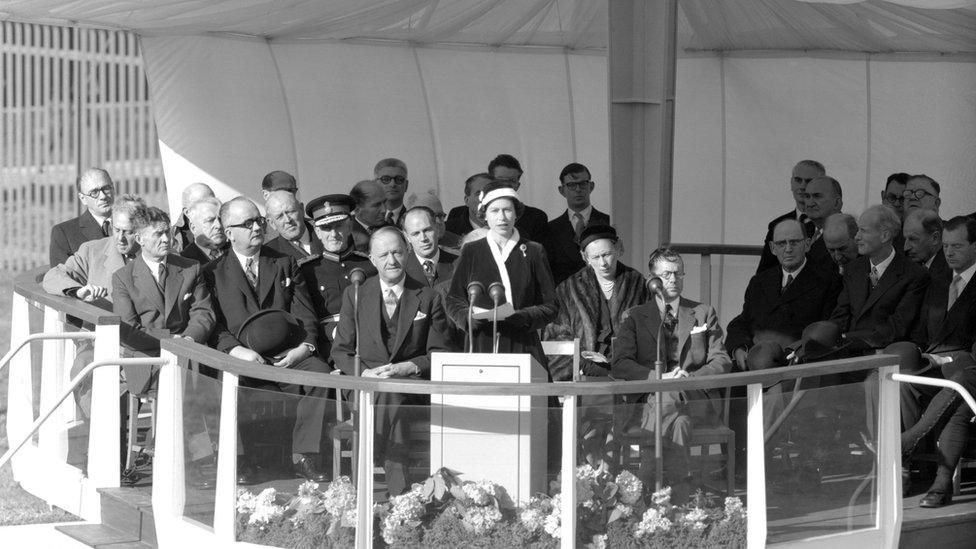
[640,304,662,351]
[404,254,426,286]
[163,257,184,324]
[103,240,126,276]
[79,210,106,240]
[591,208,611,226]
[133,257,164,314]
[391,284,421,359]
[365,281,389,362]
[675,299,695,361]
[861,255,903,315]
[931,276,976,345]
[257,254,277,306]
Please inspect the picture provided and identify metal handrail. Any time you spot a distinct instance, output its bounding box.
[0,357,169,470]
[890,373,976,415]
[0,332,96,376]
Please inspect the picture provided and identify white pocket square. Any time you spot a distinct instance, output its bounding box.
[283,277,292,287]
[413,311,428,321]
[183,293,192,301]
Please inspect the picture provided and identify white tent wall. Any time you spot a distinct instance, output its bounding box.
[140,35,975,320]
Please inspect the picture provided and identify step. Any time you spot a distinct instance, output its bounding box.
[54,524,149,548]
[97,487,157,548]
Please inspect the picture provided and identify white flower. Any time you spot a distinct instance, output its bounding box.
[297,480,319,498]
[682,507,709,531]
[650,486,672,507]
[381,491,426,545]
[614,503,633,519]
[237,489,257,515]
[461,505,502,535]
[461,480,498,506]
[543,493,562,538]
[635,508,672,537]
[724,497,746,521]
[248,488,284,525]
[615,470,643,505]
[322,476,357,519]
[520,506,546,534]
[591,533,607,549]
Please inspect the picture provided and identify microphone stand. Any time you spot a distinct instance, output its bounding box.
[349,268,365,470]
[488,282,505,354]
[646,276,665,492]
[466,281,484,353]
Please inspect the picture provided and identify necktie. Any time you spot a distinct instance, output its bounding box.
[384,288,399,317]
[422,259,436,285]
[244,257,258,289]
[782,274,794,294]
[664,304,678,332]
[209,248,223,261]
[101,219,111,237]
[947,274,963,311]
[869,266,880,289]
[157,262,167,292]
[572,212,584,239]
[385,210,396,225]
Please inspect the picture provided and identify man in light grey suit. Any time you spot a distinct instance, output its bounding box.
[43,195,147,307]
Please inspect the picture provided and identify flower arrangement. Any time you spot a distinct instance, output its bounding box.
[235,468,745,548]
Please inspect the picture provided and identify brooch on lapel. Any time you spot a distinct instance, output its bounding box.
[519,244,527,258]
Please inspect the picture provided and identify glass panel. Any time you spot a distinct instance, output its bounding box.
[764,377,878,543]
[180,365,222,527]
[234,378,356,547]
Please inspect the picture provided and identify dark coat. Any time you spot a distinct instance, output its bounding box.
[726,262,842,354]
[49,209,107,267]
[928,249,951,283]
[542,208,611,286]
[828,251,929,349]
[542,262,648,381]
[403,248,458,288]
[756,210,813,273]
[180,241,228,268]
[912,261,976,357]
[331,276,452,377]
[445,206,477,236]
[206,246,321,355]
[351,218,393,253]
[112,254,215,352]
[265,221,324,261]
[445,236,557,371]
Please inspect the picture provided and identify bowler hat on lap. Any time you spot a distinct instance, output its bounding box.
[882,341,924,374]
[789,321,851,363]
[237,309,307,360]
[746,341,787,371]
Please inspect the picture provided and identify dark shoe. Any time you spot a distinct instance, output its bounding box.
[120,466,142,486]
[919,490,952,508]
[237,456,258,486]
[293,454,328,482]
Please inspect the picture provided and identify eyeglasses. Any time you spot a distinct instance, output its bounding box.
[792,176,815,185]
[656,270,684,280]
[378,175,407,185]
[882,192,904,204]
[561,180,592,190]
[903,189,935,200]
[433,213,447,222]
[772,238,805,249]
[226,216,267,230]
[82,185,114,199]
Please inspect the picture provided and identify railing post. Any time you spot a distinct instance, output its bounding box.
[152,349,185,548]
[39,305,69,462]
[355,389,375,549]
[6,293,33,481]
[560,394,577,548]
[87,321,121,490]
[877,365,902,548]
[746,383,766,548]
[214,371,240,541]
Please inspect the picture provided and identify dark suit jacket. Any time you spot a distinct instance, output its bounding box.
[828,252,929,349]
[928,250,951,283]
[516,205,549,243]
[912,263,976,356]
[612,298,732,420]
[403,249,458,288]
[181,241,229,268]
[542,208,611,285]
[445,206,478,236]
[112,254,215,351]
[50,209,107,267]
[756,209,817,273]
[206,246,321,354]
[726,262,842,354]
[351,218,393,253]
[265,222,324,263]
[331,277,452,376]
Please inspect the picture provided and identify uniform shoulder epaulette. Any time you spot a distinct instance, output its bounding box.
[320,251,340,262]
[297,254,320,266]
[350,250,370,259]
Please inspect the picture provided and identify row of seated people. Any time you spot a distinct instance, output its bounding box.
[43,162,976,504]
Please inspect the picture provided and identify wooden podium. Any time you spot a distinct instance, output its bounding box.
[429,352,548,504]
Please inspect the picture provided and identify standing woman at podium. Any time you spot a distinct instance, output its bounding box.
[446,180,558,372]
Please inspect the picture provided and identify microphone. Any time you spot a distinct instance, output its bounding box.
[488,282,505,353]
[646,276,664,296]
[349,267,366,286]
[466,281,485,353]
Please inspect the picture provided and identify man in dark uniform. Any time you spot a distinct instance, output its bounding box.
[302,194,377,350]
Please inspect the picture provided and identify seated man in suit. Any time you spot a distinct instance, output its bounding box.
[903,208,949,278]
[899,216,976,507]
[50,167,117,267]
[331,227,453,496]
[208,196,331,482]
[375,158,409,227]
[350,179,391,253]
[43,194,146,418]
[487,154,549,242]
[823,213,860,275]
[543,162,611,286]
[402,206,457,288]
[612,247,732,489]
[445,172,491,238]
[828,205,929,355]
[405,190,463,251]
[181,196,229,266]
[265,190,323,261]
[301,193,376,353]
[727,218,842,370]
[756,160,825,273]
[173,182,215,253]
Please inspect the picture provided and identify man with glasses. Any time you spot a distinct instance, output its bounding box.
[374,158,409,226]
[207,197,331,483]
[542,162,611,285]
[882,173,909,220]
[486,154,549,242]
[756,160,826,273]
[904,174,942,218]
[265,190,323,261]
[612,247,732,494]
[50,167,117,267]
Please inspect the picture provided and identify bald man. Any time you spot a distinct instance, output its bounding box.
[265,190,323,261]
[175,182,216,252]
[50,168,116,267]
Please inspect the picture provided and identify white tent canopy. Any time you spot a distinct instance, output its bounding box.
[4,0,975,313]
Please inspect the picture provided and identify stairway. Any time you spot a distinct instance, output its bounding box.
[55,487,156,548]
